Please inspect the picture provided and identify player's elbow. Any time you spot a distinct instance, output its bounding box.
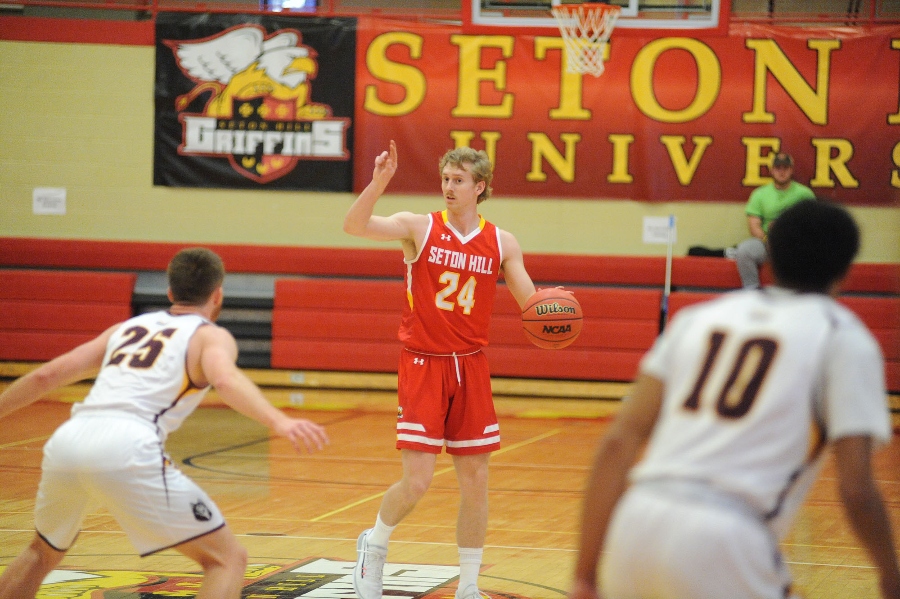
[343,218,365,237]
[207,367,242,397]
[27,364,66,395]
[29,366,55,388]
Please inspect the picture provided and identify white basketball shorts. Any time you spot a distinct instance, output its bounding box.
[600,484,796,599]
[35,413,225,556]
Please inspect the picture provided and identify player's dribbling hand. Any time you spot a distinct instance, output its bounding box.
[277,418,329,454]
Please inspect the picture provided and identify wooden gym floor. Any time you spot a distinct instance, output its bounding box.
[0,372,898,599]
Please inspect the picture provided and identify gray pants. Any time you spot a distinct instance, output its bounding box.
[735,237,767,288]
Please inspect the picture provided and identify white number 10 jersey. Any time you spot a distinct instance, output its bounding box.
[633,287,891,538]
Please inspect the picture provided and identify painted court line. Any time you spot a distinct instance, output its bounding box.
[0,435,51,449]
[310,429,562,522]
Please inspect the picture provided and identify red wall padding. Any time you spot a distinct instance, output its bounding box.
[0,270,136,361]
[271,278,661,381]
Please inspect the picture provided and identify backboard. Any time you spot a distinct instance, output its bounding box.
[462,0,730,34]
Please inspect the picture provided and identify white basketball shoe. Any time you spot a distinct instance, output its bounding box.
[456,584,488,599]
[353,528,387,599]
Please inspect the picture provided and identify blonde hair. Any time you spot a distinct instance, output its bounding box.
[439,147,493,204]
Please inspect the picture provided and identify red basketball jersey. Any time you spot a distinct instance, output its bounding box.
[399,210,502,353]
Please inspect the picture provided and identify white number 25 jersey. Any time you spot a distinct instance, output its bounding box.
[72,311,212,442]
[632,287,891,538]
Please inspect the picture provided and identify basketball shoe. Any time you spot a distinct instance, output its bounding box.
[354,528,387,599]
[456,584,488,599]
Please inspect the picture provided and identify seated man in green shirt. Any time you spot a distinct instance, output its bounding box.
[733,153,815,288]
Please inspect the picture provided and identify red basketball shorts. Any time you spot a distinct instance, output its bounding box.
[396,348,499,455]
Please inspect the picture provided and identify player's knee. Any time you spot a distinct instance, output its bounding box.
[215,537,247,570]
[194,537,247,575]
[403,471,433,500]
[458,474,489,502]
[454,456,489,487]
[30,534,65,568]
[228,543,248,573]
[409,476,433,500]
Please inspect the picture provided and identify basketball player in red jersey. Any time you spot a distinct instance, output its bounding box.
[344,140,538,599]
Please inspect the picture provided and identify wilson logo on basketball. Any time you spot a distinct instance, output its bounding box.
[165,24,350,184]
[535,302,577,316]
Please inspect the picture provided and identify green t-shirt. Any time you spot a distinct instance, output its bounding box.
[745,181,816,233]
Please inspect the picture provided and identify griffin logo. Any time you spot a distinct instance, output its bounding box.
[29,559,538,599]
[165,24,349,183]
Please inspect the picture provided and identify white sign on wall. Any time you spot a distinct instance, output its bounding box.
[33,187,67,215]
[643,215,676,244]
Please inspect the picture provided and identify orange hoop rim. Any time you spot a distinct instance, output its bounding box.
[550,2,622,16]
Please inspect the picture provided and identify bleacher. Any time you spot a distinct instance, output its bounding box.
[0,269,135,361]
[1,237,897,393]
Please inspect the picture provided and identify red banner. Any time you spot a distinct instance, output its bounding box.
[354,19,900,206]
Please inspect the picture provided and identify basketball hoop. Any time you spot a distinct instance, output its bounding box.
[551,2,621,77]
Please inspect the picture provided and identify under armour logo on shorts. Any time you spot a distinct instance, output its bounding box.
[192,500,213,521]
[413,358,425,365]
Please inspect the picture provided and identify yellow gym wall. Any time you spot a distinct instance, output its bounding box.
[1,40,898,262]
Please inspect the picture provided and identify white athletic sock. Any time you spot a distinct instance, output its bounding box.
[457,547,484,593]
[368,513,395,548]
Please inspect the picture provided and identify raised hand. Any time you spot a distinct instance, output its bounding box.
[372,139,398,187]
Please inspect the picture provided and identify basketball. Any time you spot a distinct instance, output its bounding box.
[522,288,583,349]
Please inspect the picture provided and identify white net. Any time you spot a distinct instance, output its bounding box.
[551,3,621,77]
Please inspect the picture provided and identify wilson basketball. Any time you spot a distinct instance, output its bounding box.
[522,288,583,349]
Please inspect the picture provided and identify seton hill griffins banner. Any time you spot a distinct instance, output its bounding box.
[154,13,356,190]
[155,13,899,205]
